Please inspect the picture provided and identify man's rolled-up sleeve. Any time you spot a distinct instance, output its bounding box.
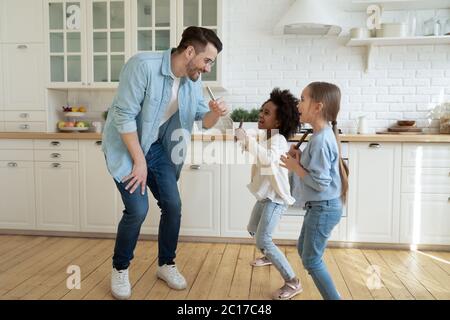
[112,60,148,133]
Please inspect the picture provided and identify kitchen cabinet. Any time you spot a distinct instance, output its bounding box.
[79,140,119,233]
[46,0,131,88]
[221,163,255,238]
[2,43,45,110]
[1,0,44,43]
[142,162,221,237]
[0,161,36,230]
[347,142,402,243]
[0,139,36,229]
[399,143,450,245]
[132,0,177,52]
[400,194,450,245]
[34,139,80,231]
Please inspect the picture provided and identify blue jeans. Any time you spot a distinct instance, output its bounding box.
[112,141,182,269]
[298,198,343,300]
[248,199,296,281]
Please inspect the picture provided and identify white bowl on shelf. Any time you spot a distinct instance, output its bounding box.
[63,112,86,117]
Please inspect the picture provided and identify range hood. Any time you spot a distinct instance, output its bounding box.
[274,0,342,36]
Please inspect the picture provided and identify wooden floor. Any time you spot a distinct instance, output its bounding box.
[0,235,449,300]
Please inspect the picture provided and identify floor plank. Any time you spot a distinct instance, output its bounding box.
[208,244,240,300]
[377,250,435,300]
[361,250,414,300]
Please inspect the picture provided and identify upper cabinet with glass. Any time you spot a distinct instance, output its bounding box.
[180,0,220,83]
[46,0,131,88]
[132,0,176,52]
[45,0,222,88]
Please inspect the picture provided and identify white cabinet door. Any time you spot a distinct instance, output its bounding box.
[178,164,221,236]
[221,163,255,238]
[46,0,87,85]
[1,0,44,43]
[347,142,402,243]
[35,162,80,231]
[0,45,3,110]
[79,140,119,233]
[400,194,450,245]
[141,163,221,237]
[87,0,131,85]
[2,43,45,110]
[0,161,35,229]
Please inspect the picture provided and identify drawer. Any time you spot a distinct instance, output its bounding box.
[0,149,33,161]
[0,139,34,149]
[402,167,450,194]
[34,139,78,150]
[400,194,450,245]
[4,122,46,132]
[34,150,78,162]
[4,111,46,122]
[0,160,33,168]
[403,143,450,168]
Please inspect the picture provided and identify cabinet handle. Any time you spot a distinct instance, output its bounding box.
[369,143,380,149]
[82,82,86,86]
[51,141,61,146]
[52,163,61,168]
[20,124,30,130]
[7,162,18,168]
[20,113,30,119]
[95,141,102,146]
[190,164,201,170]
[17,44,28,49]
[51,153,61,158]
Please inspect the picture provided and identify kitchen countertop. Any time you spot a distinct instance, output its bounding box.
[0,132,449,143]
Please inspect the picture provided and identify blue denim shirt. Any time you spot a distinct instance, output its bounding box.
[102,48,210,182]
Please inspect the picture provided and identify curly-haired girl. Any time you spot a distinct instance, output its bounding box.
[235,88,302,300]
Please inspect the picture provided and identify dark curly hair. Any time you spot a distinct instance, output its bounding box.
[263,88,300,139]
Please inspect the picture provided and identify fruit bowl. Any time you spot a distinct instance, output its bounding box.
[59,127,89,132]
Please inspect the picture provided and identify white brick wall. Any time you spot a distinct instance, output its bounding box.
[221,0,450,133]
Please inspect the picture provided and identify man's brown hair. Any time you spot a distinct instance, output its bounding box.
[176,26,222,54]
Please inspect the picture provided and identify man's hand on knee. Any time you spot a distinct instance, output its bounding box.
[122,160,148,195]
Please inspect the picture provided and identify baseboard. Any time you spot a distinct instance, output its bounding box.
[1,229,449,252]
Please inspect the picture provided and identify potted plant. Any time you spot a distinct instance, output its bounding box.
[230,108,260,130]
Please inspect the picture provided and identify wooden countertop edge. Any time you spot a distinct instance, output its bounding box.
[0,132,449,143]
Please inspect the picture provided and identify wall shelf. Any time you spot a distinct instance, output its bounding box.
[346,35,450,71]
[341,0,450,11]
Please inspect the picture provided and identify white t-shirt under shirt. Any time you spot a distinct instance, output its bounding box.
[159,77,181,127]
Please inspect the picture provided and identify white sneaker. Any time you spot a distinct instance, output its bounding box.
[111,267,131,300]
[157,264,187,290]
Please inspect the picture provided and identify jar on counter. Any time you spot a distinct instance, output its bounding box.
[444,18,450,36]
[423,17,440,36]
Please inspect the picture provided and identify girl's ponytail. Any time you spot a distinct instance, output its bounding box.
[332,120,349,203]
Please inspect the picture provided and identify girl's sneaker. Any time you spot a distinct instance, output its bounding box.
[250,256,272,267]
[272,278,303,300]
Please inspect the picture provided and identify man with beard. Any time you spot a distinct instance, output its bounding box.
[102,26,227,299]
